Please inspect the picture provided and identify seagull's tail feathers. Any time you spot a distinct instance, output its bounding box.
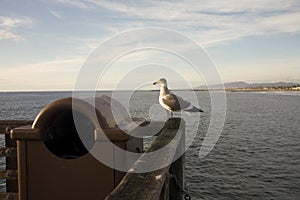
[183,106,204,113]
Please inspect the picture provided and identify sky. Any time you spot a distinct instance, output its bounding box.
[0,0,300,91]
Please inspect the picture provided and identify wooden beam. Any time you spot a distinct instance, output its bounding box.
[106,118,184,200]
[0,120,33,133]
[0,192,18,200]
[0,147,17,157]
[0,170,18,180]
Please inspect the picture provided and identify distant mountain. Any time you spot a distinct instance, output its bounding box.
[196,81,300,90]
[224,81,249,88]
[246,82,300,88]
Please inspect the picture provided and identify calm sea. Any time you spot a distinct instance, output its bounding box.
[0,91,299,199]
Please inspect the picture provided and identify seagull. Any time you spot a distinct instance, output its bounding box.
[153,78,204,118]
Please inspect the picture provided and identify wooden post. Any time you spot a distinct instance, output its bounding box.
[5,126,18,193]
[169,154,185,200]
[159,175,169,200]
[0,121,33,193]
[0,120,32,199]
[167,118,185,200]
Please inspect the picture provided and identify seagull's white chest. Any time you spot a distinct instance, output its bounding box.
[159,96,172,111]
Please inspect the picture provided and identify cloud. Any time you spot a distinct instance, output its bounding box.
[0,16,35,41]
[54,0,95,10]
[0,29,20,40]
[0,57,84,91]
[10,57,83,73]
[49,10,62,19]
[218,56,300,83]
[54,0,300,46]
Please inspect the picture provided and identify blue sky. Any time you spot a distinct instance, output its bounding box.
[0,0,300,91]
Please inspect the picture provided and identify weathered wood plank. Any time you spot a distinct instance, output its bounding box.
[0,192,18,200]
[130,121,165,138]
[169,119,185,200]
[0,120,33,133]
[0,147,17,157]
[0,170,18,180]
[106,118,184,200]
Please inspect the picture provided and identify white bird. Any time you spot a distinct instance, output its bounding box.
[153,78,203,118]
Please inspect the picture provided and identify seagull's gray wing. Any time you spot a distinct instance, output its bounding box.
[162,93,191,111]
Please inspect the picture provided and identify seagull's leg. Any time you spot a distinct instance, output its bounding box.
[170,111,173,118]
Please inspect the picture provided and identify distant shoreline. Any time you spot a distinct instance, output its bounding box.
[195,81,300,92]
[226,89,300,92]
[193,88,300,92]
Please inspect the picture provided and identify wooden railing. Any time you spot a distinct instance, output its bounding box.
[106,118,185,200]
[0,120,33,200]
[0,119,185,200]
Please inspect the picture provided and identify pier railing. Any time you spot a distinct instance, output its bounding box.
[0,120,33,200]
[106,118,185,200]
[0,118,185,200]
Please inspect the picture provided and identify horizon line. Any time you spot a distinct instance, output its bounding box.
[1,80,299,93]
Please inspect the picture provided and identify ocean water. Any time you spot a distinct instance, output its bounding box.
[0,91,299,199]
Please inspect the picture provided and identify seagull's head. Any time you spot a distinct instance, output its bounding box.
[153,78,167,86]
